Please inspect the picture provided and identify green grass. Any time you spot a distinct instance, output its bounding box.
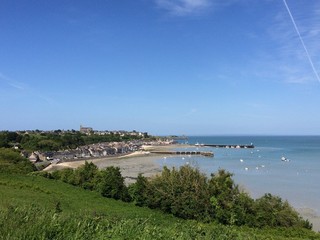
[1,173,320,240]
[0,173,171,222]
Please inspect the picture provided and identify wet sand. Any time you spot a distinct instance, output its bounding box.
[298,208,320,232]
[43,144,181,184]
[43,144,320,232]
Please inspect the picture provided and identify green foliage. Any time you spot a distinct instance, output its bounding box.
[50,168,75,184]
[0,173,319,240]
[0,205,246,240]
[253,193,312,229]
[0,131,21,148]
[1,203,319,240]
[0,130,145,152]
[0,148,36,174]
[230,192,256,226]
[47,163,130,201]
[1,130,148,152]
[128,173,148,206]
[146,165,212,221]
[25,161,315,233]
[209,169,242,224]
[127,165,311,230]
[36,139,60,151]
[95,166,130,201]
[73,161,99,190]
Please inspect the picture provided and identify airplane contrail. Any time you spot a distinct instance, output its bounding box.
[282,0,320,83]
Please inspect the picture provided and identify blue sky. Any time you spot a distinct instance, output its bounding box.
[1,0,320,135]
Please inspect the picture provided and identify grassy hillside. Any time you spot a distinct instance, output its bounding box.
[1,173,320,240]
[0,148,319,239]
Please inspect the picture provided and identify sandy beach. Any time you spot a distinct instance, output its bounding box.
[43,143,320,232]
[43,144,181,184]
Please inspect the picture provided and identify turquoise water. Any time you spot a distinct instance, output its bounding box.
[157,136,320,214]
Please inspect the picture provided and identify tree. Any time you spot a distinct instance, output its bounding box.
[37,140,60,151]
[253,193,312,229]
[95,166,129,201]
[0,148,36,174]
[0,132,9,148]
[128,174,148,206]
[54,168,75,185]
[208,169,240,224]
[73,161,98,190]
[146,165,212,221]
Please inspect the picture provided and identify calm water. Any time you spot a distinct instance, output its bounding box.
[157,136,320,214]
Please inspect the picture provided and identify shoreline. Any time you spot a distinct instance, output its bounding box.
[297,208,320,232]
[43,144,182,184]
[43,143,320,232]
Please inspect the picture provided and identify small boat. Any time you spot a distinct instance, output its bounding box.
[281,156,290,162]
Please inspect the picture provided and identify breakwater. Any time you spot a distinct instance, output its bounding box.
[202,144,254,149]
[150,151,214,157]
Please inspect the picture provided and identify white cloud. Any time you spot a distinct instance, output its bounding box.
[0,72,26,90]
[0,72,57,105]
[154,0,247,16]
[155,0,211,16]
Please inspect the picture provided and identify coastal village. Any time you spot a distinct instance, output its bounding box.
[24,126,174,165]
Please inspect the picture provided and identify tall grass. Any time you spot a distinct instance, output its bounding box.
[1,174,319,240]
[1,205,319,240]
[0,205,237,240]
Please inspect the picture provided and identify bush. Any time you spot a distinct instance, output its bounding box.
[37,163,313,230]
[53,168,75,185]
[0,148,36,174]
[208,169,242,225]
[146,165,212,221]
[128,173,148,207]
[73,161,98,190]
[253,193,312,229]
[95,166,130,201]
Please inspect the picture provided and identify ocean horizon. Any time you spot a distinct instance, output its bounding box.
[157,135,320,227]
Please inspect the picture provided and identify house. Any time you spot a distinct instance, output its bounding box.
[80,125,93,134]
[29,152,39,163]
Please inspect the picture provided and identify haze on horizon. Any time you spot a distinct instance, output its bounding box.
[1,0,320,136]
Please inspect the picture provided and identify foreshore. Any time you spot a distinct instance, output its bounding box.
[43,143,320,232]
[298,208,320,232]
[43,144,182,184]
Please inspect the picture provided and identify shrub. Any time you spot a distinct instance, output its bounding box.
[56,168,75,185]
[95,166,130,201]
[208,169,241,224]
[128,173,148,207]
[253,193,312,229]
[35,163,313,230]
[0,148,36,174]
[146,165,212,221]
[73,161,98,190]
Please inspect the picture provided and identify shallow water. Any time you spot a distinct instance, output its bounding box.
[157,136,320,216]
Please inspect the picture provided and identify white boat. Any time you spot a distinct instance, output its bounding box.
[281,156,290,162]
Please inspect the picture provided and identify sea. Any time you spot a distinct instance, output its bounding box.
[156,136,320,217]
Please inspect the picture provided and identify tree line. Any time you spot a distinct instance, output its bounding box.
[0,131,148,152]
